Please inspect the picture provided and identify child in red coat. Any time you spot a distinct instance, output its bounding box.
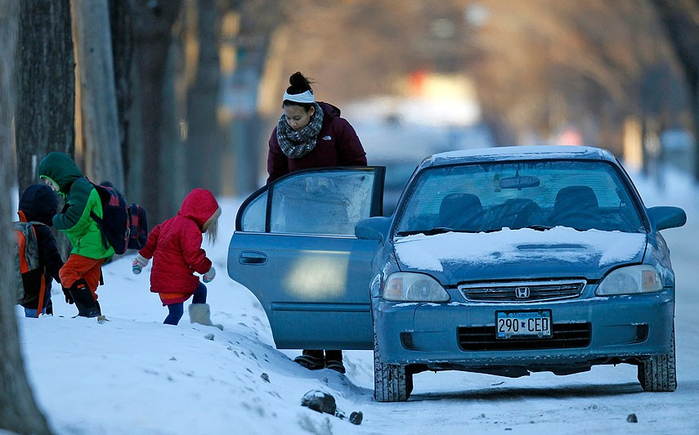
[132,188,222,328]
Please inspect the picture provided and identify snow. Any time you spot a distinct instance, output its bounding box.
[14,166,699,435]
[428,145,610,163]
[395,228,645,272]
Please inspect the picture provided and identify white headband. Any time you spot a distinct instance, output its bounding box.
[283,89,315,104]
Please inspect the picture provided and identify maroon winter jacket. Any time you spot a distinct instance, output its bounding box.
[138,189,219,305]
[267,102,367,183]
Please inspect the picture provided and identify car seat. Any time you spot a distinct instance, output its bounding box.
[549,185,599,230]
[439,193,483,232]
[496,198,542,229]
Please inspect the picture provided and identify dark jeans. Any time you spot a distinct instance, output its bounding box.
[163,283,207,325]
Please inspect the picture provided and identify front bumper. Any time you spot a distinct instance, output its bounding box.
[373,288,674,374]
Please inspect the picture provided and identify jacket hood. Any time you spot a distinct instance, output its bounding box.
[318,101,341,119]
[38,152,84,193]
[18,184,59,226]
[394,228,647,284]
[179,188,220,229]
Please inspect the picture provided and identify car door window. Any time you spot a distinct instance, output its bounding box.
[239,192,267,232]
[238,168,382,236]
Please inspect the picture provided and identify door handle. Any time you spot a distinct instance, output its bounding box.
[239,251,267,265]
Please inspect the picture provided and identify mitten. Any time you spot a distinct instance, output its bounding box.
[132,254,149,274]
[203,266,216,283]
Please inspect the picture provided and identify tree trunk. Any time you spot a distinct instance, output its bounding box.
[15,0,75,193]
[651,0,699,180]
[17,0,74,259]
[230,0,281,194]
[0,1,54,433]
[184,0,223,194]
[131,0,183,225]
[72,0,125,190]
[109,0,133,189]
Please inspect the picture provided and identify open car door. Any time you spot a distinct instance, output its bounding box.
[227,167,385,350]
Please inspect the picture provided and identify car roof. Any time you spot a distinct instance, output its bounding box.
[421,145,616,169]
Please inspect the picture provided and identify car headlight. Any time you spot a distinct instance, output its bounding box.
[382,272,450,302]
[596,265,663,295]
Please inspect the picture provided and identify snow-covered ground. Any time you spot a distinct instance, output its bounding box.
[15,167,699,435]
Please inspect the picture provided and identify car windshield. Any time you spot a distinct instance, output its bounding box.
[395,159,645,235]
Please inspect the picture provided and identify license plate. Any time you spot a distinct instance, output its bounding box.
[496,310,552,339]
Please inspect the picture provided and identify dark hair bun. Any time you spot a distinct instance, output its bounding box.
[288,71,313,94]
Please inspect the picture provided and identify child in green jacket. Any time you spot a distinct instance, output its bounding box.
[38,152,114,317]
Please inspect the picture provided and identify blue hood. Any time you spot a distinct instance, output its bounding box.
[393,228,647,284]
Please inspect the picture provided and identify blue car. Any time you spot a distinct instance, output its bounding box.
[227,146,686,402]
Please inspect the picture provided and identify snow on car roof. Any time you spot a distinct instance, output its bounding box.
[423,145,614,168]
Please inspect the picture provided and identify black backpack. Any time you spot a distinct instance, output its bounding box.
[91,183,148,255]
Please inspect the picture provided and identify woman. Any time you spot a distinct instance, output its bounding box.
[267,71,367,183]
[267,72,368,373]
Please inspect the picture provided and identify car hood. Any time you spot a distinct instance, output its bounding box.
[393,227,647,284]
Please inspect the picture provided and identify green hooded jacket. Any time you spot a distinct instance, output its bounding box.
[38,152,114,259]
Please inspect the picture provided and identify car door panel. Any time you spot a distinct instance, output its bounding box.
[228,167,385,350]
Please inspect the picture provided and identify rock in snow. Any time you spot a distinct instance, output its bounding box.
[300,390,363,425]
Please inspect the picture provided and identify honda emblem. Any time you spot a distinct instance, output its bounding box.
[515,287,531,299]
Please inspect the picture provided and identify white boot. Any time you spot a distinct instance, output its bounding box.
[188,303,223,330]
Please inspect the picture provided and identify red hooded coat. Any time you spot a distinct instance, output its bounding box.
[138,189,220,305]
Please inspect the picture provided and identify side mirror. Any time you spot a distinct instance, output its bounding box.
[647,206,686,231]
[355,217,391,243]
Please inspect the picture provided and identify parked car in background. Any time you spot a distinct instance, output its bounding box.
[227,146,686,402]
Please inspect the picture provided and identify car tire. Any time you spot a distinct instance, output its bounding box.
[373,331,412,402]
[637,327,677,392]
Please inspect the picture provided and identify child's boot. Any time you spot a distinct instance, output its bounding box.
[188,303,223,330]
[68,279,101,318]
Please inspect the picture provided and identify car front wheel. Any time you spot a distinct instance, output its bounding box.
[637,327,677,392]
[373,331,413,402]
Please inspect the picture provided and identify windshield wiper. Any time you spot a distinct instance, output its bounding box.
[525,225,554,231]
[396,227,454,236]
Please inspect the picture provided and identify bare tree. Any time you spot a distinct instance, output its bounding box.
[0,1,54,433]
[15,0,75,192]
[267,0,684,157]
[183,0,223,194]
[652,0,699,179]
[72,0,125,189]
[109,0,134,186]
[222,0,282,194]
[131,0,183,225]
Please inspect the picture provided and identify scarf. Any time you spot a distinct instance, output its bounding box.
[276,103,324,159]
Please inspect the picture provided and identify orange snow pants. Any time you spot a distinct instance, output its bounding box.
[59,254,106,299]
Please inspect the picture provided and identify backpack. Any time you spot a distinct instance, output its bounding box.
[90,183,148,255]
[12,221,43,303]
[127,203,148,251]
